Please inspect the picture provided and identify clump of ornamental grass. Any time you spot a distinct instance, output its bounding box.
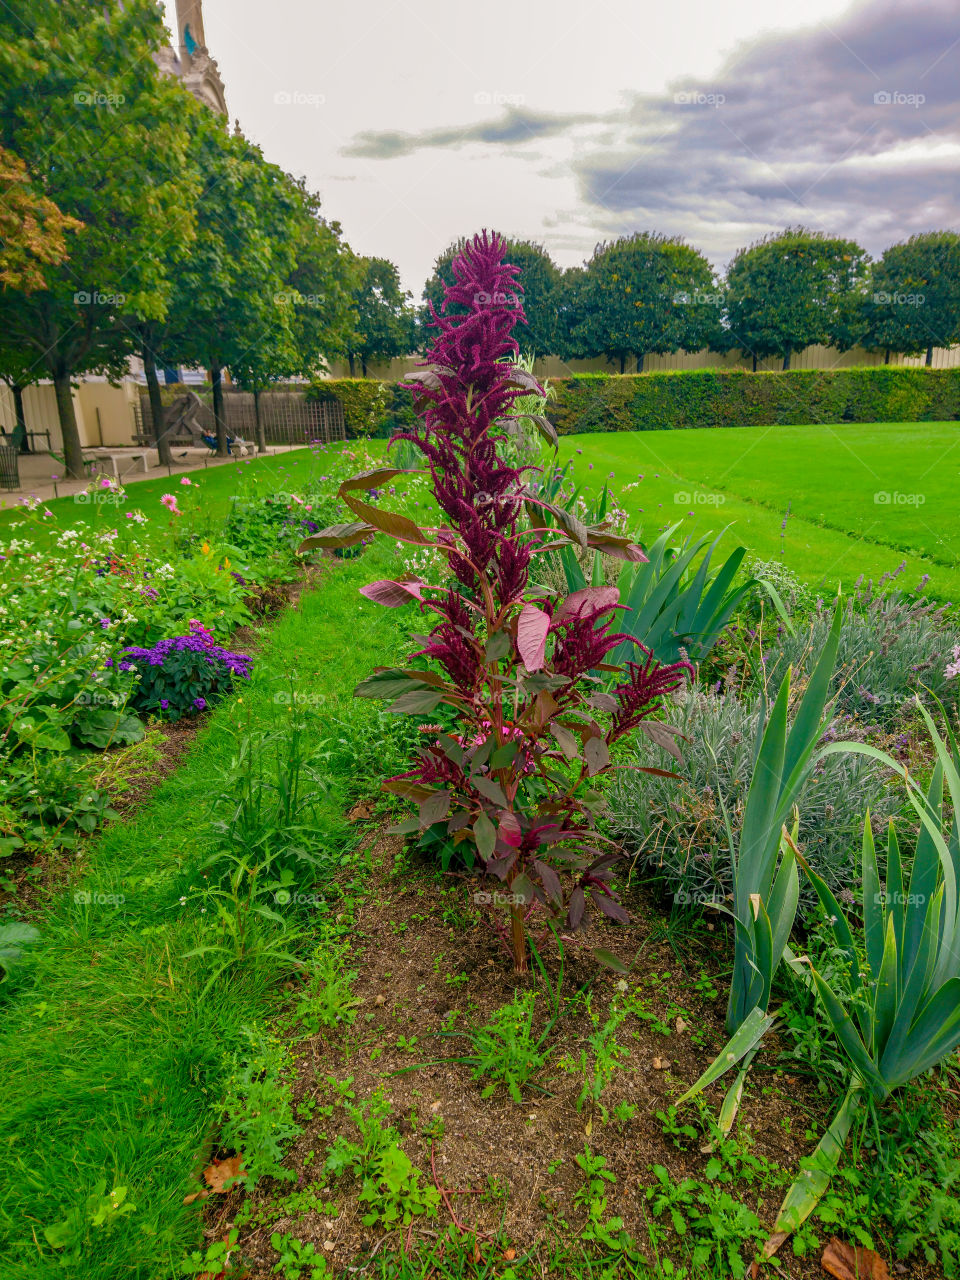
[301,232,691,972]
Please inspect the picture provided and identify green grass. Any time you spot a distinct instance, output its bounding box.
[0,542,410,1279]
[0,444,352,555]
[556,422,960,601]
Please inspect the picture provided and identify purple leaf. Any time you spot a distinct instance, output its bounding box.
[568,887,586,929]
[517,604,551,672]
[583,736,610,776]
[360,579,427,608]
[556,586,620,622]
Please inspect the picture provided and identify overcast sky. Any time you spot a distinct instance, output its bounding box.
[160,0,960,297]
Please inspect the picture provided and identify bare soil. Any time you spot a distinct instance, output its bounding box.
[205,827,948,1279]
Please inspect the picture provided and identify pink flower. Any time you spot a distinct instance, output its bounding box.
[160,494,182,517]
[180,476,193,486]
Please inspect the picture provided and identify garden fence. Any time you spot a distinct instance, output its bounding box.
[136,389,346,447]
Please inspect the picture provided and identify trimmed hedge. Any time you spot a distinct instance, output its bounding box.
[546,367,960,433]
[307,379,417,439]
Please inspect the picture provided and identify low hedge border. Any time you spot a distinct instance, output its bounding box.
[545,367,960,433]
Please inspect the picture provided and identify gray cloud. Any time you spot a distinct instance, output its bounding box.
[341,0,960,262]
[342,107,592,159]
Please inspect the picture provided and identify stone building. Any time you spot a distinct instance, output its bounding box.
[156,0,228,116]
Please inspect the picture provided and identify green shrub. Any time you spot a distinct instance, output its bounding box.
[546,367,960,434]
[307,379,387,437]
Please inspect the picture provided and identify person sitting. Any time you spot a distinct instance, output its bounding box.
[200,432,235,455]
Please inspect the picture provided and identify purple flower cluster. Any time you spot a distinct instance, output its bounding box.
[122,619,252,679]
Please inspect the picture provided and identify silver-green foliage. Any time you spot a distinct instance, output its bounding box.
[608,686,896,917]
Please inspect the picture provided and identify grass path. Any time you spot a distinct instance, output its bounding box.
[0,544,410,1279]
[555,423,960,601]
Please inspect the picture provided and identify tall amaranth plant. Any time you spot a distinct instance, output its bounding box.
[301,233,691,971]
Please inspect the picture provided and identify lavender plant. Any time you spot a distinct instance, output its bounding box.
[121,620,252,722]
[301,233,691,971]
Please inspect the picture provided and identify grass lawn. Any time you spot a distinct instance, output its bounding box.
[556,422,960,602]
[0,446,342,555]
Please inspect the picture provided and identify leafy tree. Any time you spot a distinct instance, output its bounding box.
[159,123,302,455]
[0,0,200,476]
[230,194,358,451]
[423,237,561,358]
[861,232,960,365]
[0,339,39,452]
[346,258,416,377]
[0,145,81,291]
[284,181,360,379]
[567,233,722,373]
[724,228,868,370]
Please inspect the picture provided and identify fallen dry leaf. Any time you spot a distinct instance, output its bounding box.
[652,1057,670,1070]
[183,1154,247,1203]
[822,1237,890,1280]
[503,1248,517,1260]
[675,1017,689,1034]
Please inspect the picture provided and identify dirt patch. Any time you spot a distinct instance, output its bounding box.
[203,828,945,1280]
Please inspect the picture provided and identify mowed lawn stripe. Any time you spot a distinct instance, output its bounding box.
[556,423,960,601]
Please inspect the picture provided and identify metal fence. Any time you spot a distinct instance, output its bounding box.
[136,389,346,447]
[0,445,20,490]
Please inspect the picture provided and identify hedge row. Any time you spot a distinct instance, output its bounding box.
[545,367,960,433]
[308,379,414,439]
[308,367,960,438]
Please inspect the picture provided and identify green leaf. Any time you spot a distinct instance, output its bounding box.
[473,813,496,860]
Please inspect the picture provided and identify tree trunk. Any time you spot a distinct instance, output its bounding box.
[925,344,934,367]
[143,343,172,466]
[12,384,29,452]
[53,371,84,478]
[210,363,228,456]
[361,356,368,377]
[752,353,758,373]
[348,353,356,377]
[884,348,891,365]
[782,347,792,371]
[254,387,266,453]
[636,352,645,373]
[618,354,626,375]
